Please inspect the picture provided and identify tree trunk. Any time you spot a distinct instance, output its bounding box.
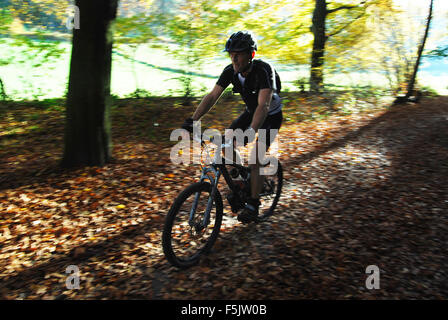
[0,77,6,100]
[310,0,327,94]
[62,0,118,168]
[404,0,433,100]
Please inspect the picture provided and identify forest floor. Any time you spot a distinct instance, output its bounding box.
[0,93,447,299]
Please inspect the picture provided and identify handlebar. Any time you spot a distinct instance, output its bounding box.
[191,132,243,167]
[193,133,233,149]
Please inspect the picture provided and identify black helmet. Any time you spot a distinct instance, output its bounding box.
[224,31,258,53]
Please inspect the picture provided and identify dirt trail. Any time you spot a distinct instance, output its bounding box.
[1,97,447,299]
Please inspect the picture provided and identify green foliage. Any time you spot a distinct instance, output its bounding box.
[426,45,448,58]
[114,10,157,45]
[0,3,67,100]
[339,0,433,94]
[3,34,66,100]
[0,7,13,35]
[0,8,13,99]
[236,0,313,64]
[294,77,309,92]
[124,88,152,99]
[324,1,396,71]
[419,85,439,97]
[112,1,159,96]
[0,0,442,100]
[0,78,7,101]
[7,0,71,33]
[161,0,247,101]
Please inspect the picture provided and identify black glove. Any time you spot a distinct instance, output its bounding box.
[181,117,194,133]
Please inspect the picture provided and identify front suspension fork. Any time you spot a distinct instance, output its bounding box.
[189,166,221,230]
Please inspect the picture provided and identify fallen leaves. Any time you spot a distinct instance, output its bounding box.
[1,96,448,299]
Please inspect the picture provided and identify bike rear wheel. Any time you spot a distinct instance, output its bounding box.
[162,182,223,268]
[258,160,283,221]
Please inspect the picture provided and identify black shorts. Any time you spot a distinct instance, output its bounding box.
[228,110,282,149]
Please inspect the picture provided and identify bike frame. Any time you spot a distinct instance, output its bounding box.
[189,137,247,229]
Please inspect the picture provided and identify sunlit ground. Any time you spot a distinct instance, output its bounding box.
[1,97,448,298]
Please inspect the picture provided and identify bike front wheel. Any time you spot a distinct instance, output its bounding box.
[162,182,223,268]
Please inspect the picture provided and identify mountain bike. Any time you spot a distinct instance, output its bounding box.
[162,133,283,268]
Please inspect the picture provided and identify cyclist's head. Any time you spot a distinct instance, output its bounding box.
[225,31,257,54]
[225,31,257,72]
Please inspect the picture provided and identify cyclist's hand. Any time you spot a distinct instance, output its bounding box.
[181,117,194,133]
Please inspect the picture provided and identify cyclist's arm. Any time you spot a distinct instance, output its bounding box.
[192,84,225,121]
[250,88,273,131]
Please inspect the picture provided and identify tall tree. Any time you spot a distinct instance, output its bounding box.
[310,0,327,93]
[62,0,118,168]
[310,0,368,93]
[403,0,433,100]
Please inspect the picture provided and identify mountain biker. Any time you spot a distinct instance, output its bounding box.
[182,30,283,223]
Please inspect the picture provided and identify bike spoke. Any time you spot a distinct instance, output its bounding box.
[167,188,219,264]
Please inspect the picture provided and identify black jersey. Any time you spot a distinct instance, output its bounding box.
[216,59,282,115]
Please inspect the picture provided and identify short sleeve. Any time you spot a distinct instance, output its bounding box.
[216,64,233,89]
[257,63,274,90]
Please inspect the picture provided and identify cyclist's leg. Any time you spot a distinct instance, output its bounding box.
[224,111,251,164]
[228,110,252,131]
[263,110,282,151]
[238,111,282,222]
[249,110,283,198]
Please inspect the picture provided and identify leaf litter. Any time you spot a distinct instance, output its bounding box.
[0,95,447,299]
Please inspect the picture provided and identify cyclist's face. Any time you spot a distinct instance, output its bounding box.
[229,51,251,73]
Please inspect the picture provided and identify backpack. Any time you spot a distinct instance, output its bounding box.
[274,69,281,94]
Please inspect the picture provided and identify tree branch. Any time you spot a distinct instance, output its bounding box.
[327,11,366,37]
[326,1,366,15]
